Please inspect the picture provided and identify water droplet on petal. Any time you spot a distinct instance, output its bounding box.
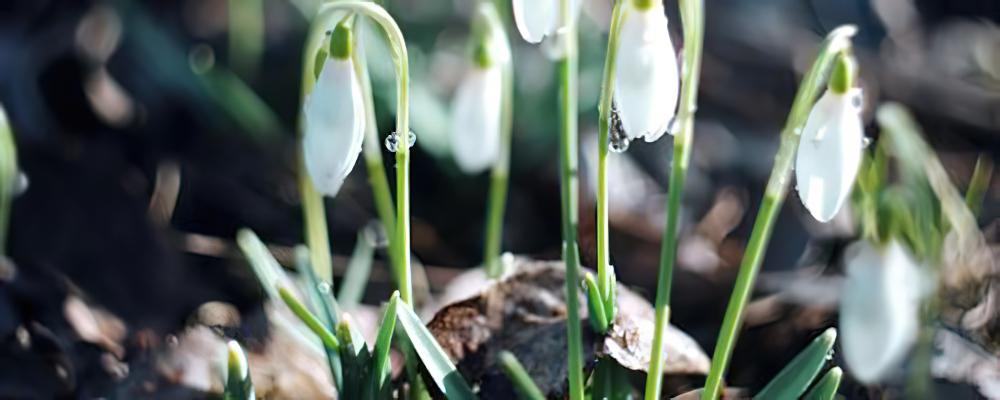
[851,90,864,111]
[14,171,28,196]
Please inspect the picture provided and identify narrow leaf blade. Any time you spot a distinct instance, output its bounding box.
[394,301,476,399]
[803,367,843,400]
[755,328,836,399]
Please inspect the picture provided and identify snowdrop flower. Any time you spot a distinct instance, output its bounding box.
[449,5,508,173]
[512,0,581,44]
[840,239,928,383]
[302,21,365,197]
[795,52,864,222]
[226,340,254,399]
[613,0,680,142]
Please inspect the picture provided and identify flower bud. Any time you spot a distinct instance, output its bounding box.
[794,76,864,222]
[840,239,927,383]
[613,1,679,142]
[512,0,582,44]
[302,21,365,197]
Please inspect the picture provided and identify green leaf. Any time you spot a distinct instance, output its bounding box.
[584,273,609,333]
[294,246,344,390]
[223,340,255,400]
[755,328,836,399]
[803,367,842,400]
[278,286,340,351]
[497,351,545,400]
[337,317,372,399]
[394,301,476,399]
[236,229,285,302]
[368,291,400,399]
[965,154,993,218]
[337,229,377,309]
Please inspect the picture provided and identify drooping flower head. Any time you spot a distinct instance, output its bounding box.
[795,51,864,222]
[302,19,365,197]
[449,4,509,174]
[613,0,680,143]
[512,0,582,44]
[839,239,928,383]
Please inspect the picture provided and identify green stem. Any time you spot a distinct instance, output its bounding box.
[700,25,856,400]
[309,1,413,304]
[498,351,546,400]
[595,0,626,304]
[645,0,703,398]
[483,3,514,278]
[353,19,401,272]
[227,0,264,78]
[0,105,14,256]
[557,0,584,397]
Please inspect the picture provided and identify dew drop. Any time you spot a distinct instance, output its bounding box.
[850,90,864,111]
[385,131,417,153]
[13,171,28,196]
[317,281,332,294]
[862,137,872,148]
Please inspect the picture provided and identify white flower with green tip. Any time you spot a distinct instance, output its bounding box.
[302,21,365,197]
[795,52,864,222]
[613,0,679,142]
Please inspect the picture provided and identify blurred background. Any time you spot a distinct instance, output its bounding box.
[1,0,999,398]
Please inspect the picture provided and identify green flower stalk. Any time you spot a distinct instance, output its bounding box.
[300,1,413,303]
[701,25,857,400]
[645,0,703,397]
[512,0,584,396]
[555,0,584,397]
[592,0,628,333]
[0,105,15,255]
[446,2,513,278]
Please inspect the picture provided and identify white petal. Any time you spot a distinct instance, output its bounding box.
[302,59,365,197]
[513,0,557,44]
[840,240,924,383]
[613,3,679,142]
[794,90,864,222]
[450,66,502,174]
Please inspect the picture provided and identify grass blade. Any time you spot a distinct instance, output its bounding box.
[368,291,400,398]
[965,154,993,218]
[803,367,843,400]
[0,105,16,255]
[236,229,285,302]
[337,317,372,399]
[394,300,476,399]
[755,328,836,399]
[337,229,377,309]
[278,286,340,351]
[497,351,544,400]
[294,246,344,390]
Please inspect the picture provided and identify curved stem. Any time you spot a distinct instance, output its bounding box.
[595,0,627,323]
[556,0,584,398]
[482,2,514,278]
[644,0,703,398]
[700,25,856,400]
[353,18,400,277]
[309,1,412,303]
